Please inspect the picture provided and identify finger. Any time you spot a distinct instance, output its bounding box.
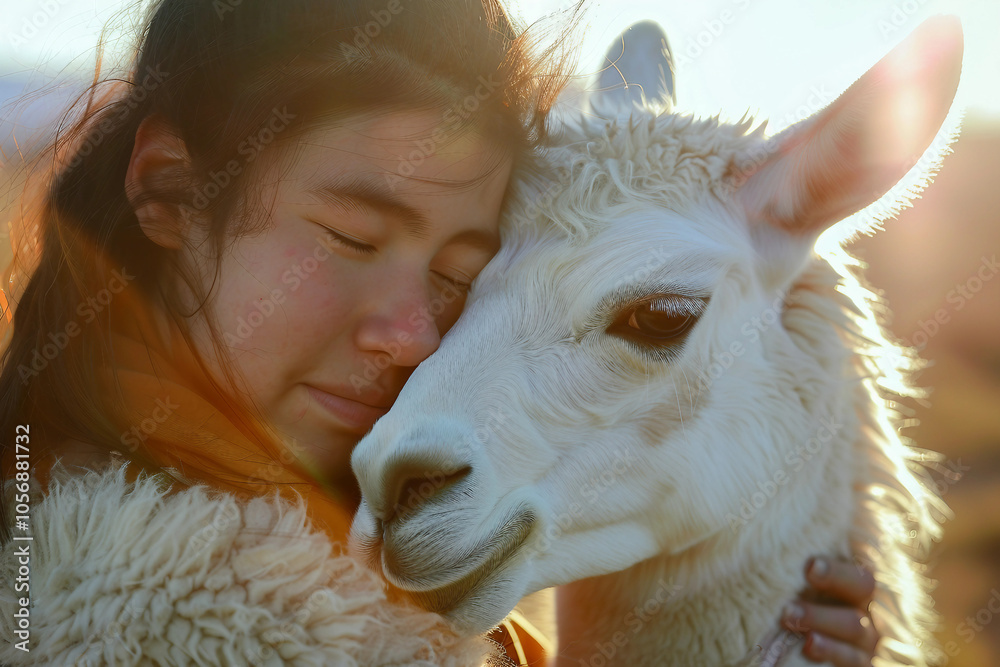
[805,556,876,608]
[782,601,878,653]
[803,631,873,667]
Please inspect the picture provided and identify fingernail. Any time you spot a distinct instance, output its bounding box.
[783,602,803,624]
[809,557,828,580]
[806,632,827,658]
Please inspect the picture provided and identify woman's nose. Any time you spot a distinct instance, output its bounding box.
[354,281,445,368]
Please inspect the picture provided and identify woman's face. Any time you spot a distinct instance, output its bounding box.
[184,111,512,492]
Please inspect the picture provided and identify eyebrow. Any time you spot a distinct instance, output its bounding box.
[305,175,432,240]
[304,174,501,254]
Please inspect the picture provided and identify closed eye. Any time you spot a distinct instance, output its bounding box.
[433,271,472,292]
[315,224,377,256]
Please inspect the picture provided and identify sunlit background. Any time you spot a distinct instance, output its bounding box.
[1,1,998,665]
[2,1,999,121]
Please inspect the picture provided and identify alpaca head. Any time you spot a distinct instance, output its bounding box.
[349,17,963,633]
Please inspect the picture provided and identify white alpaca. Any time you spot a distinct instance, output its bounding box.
[350,17,963,667]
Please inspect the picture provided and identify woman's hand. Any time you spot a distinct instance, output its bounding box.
[781,556,879,667]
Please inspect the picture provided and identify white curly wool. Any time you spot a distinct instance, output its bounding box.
[0,465,500,666]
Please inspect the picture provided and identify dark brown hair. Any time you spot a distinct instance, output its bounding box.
[0,0,579,540]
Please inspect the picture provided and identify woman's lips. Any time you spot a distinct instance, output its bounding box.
[306,385,390,433]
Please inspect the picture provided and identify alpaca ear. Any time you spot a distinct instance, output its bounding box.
[589,20,675,116]
[736,15,963,236]
[125,115,195,250]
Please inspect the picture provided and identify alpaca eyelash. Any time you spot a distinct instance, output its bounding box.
[636,297,703,316]
[576,291,707,339]
[615,335,688,364]
[611,296,703,361]
[571,292,707,367]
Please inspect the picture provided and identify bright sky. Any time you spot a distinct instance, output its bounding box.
[1,0,998,131]
[509,0,1000,126]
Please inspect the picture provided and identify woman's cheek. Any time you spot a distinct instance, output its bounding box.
[279,234,338,291]
[281,261,356,341]
[217,294,282,353]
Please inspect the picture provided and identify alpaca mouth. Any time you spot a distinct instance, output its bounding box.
[365,507,536,615]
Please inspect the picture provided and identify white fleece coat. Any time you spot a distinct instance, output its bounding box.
[0,464,504,666]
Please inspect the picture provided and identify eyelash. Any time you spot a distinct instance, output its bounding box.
[321,228,377,256]
[318,224,472,291]
[434,272,472,292]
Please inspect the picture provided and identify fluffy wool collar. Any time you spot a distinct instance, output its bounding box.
[0,463,510,666]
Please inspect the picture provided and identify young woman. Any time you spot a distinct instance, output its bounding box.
[0,0,879,664]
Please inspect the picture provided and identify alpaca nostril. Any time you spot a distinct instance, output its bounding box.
[386,465,472,523]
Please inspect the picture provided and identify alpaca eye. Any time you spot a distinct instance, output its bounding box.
[607,299,699,347]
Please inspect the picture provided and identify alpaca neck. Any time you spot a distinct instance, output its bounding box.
[551,455,852,667]
[553,558,803,666]
[552,561,796,666]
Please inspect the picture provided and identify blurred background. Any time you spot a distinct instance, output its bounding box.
[2,0,997,664]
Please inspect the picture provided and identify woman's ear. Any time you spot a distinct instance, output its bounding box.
[125,115,194,249]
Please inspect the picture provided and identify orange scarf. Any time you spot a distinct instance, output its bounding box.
[101,285,354,542]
